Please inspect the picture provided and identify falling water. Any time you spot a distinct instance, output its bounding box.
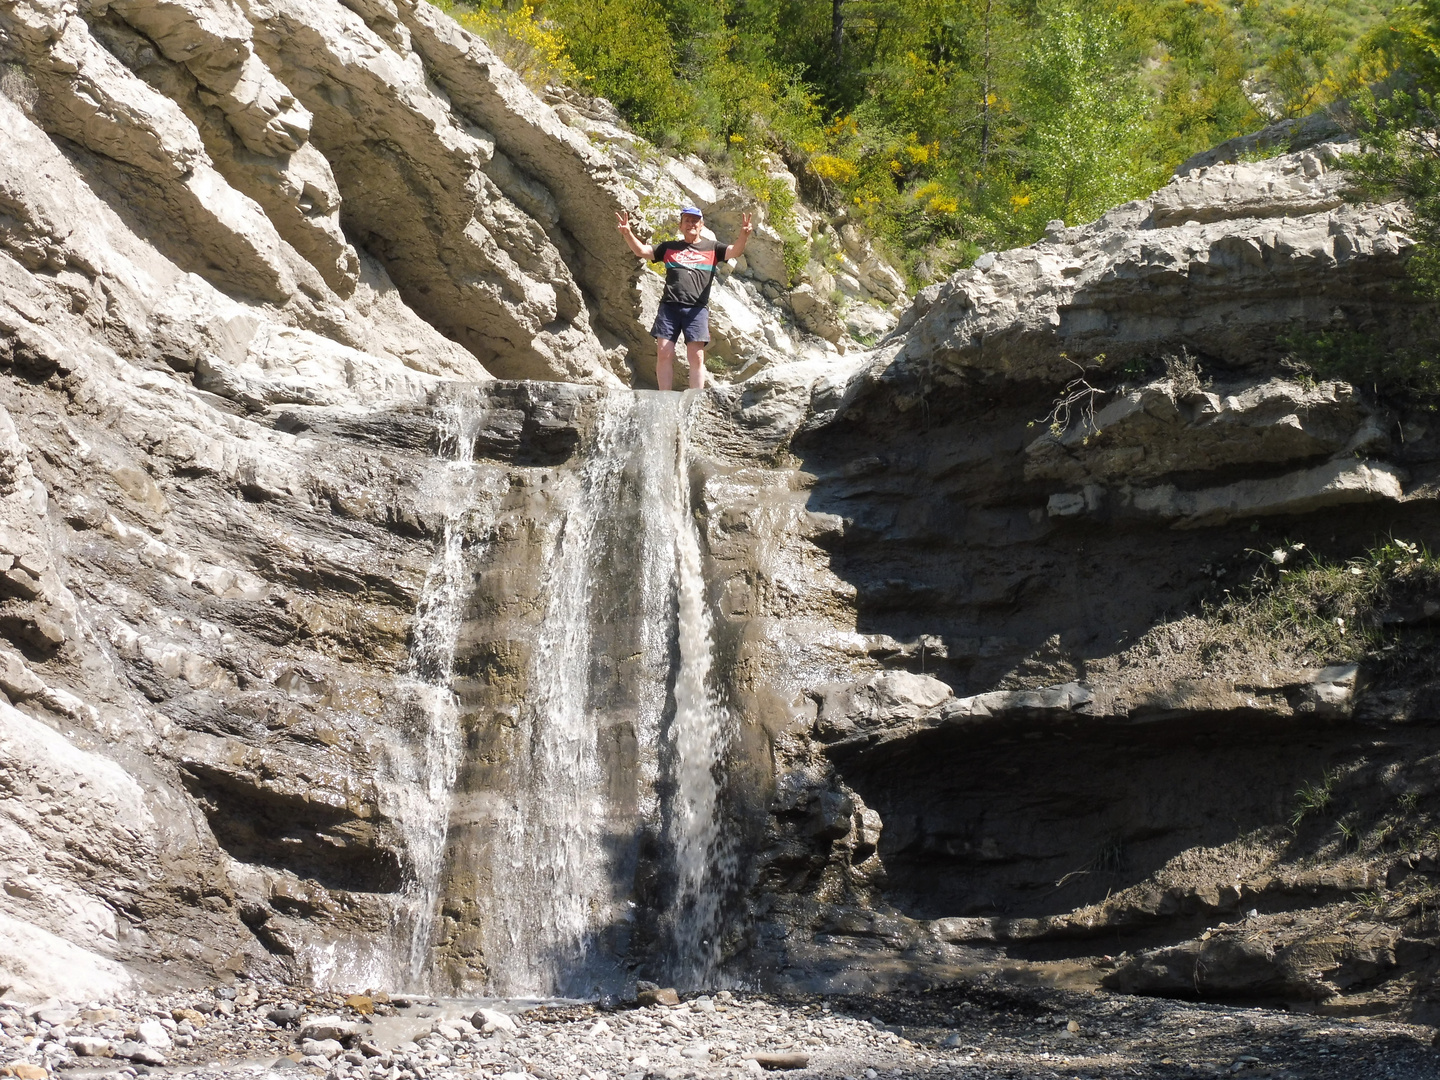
[666,394,736,986]
[486,395,645,995]
[386,394,492,989]
[482,389,738,995]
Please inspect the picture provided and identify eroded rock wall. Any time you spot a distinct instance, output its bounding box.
[681,144,1440,1018]
[3,11,1439,1020]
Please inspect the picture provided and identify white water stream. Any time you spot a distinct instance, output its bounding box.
[374,388,738,994]
[386,394,494,990]
[479,390,736,995]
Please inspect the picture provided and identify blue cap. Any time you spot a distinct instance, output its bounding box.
[680,206,704,218]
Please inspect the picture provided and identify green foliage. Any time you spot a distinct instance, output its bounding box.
[1201,536,1440,678]
[447,0,1399,284]
[781,230,809,285]
[1281,327,1440,408]
[1011,1,1155,231]
[1292,769,1339,829]
[1350,87,1440,295]
[454,2,579,89]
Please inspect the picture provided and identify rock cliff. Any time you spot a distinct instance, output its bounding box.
[689,141,1440,1019]
[2,0,1440,1028]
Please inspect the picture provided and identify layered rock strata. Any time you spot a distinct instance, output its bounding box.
[681,144,1440,1018]
[0,0,898,388]
[2,0,1439,1024]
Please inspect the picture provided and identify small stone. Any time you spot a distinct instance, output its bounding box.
[680,1041,711,1060]
[0,1066,47,1079]
[268,1006,303,1026]
[1067,1020,1080,1033]
[300,1039,345,1058]
[172,1008,206,1026]
[344,995,374,1016]
[746,1052,810,1070]
[299,1017,360,1043]
[67,1037,115,1057]
[135,1021,172,1049]
[636,987,680,1008]
[116,1041,166,1066]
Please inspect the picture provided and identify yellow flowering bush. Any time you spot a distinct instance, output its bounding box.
[458,4,578,91]
[809,154,859,184]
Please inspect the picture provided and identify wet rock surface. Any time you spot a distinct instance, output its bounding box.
[2,983,1437,1080]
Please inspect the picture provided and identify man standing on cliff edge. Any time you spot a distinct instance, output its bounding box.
[615,206,753,390]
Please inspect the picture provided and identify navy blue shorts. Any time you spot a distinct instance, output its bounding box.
[650,302,710,344]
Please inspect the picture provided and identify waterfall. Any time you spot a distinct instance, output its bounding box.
[480,389,738,996]
[484,396,641,996]
[667,394,736,987]
[386,394,492,989]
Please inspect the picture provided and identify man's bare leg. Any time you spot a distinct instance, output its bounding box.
[655,337,676,391]
[686,340,706,389]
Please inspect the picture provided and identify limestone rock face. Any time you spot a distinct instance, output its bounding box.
[894,143,1412,384]
[1,0,903,389]
[683,144,1440,1011]
[1,19,1437,1022]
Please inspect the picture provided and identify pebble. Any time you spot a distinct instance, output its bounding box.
[0,979,1434,1080]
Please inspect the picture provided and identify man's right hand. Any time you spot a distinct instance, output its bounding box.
[615,211,653,260]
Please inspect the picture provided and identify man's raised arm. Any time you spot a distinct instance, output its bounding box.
[616,211,654,261]
[727,212,755,260]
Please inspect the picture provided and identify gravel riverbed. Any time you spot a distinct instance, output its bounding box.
[1,980,1436,1080]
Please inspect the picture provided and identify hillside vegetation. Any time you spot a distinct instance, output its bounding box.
[443,0,1406,283]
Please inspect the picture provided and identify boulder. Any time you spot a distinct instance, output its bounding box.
[469,1008,518,1034]
[297,1017,360,1043]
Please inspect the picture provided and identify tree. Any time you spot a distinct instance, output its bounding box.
[1013,0,1153,227]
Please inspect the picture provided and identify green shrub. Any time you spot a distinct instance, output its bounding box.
[1199,537,1440,677]
[1280,327,1440,410]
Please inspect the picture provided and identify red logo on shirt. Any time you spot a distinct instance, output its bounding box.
[666,247,718,269]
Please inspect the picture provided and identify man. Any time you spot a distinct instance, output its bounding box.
[615,205,753,390]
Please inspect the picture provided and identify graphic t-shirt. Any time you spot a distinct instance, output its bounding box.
[652,239,730,307]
